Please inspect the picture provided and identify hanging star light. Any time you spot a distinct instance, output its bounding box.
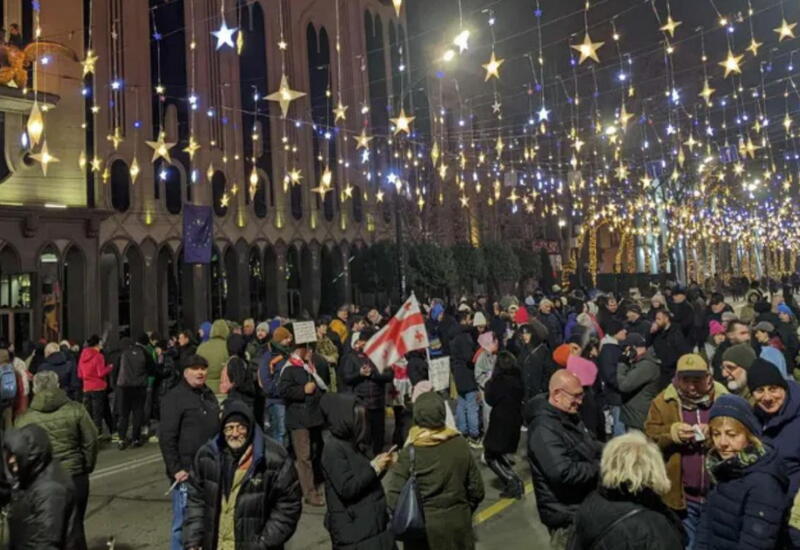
[618,104,633,129]
[453,29,470,53]
[699,79,715,103]
[236,29,245,54]
[78,151,87,171]
[184,135,201,160]
[659,15,682,38]
[129,157,140,183]
[220,193,230,208]
[26,101,44,147]
[495,136,504,157]
[288,168,303,185]
[615,163,629,180]
[211,18,238,50]
[459,194,469,208]
[743,137,761,159]
[684,134,698,151]
[492,99,502,114]
[431,142,440,163]
[376,189,385,202]
[265,74,306,118]
[640,173,653,188]
[507,189,520,205]
[417,195,425,211]
[719,49,743,78]
[482,51,504,81]
[355,128,373,150]
[30,140,59,176]
[774,18,797,42]
[390,108,415,135]
[570,33,604,64]
[146,131,176,163]
[107,127,123,150]
[333,102,348,123]
[90,157,103,173]
[784,114,793,133]
[343,183,354,199]
[573,137,584,152]
[82,49,98,76]
[747,37,762,56]
[537,105,550,122]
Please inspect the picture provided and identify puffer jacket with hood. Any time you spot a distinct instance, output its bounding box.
[15,388,98,477]
[320,394,394,550]
[197,319,231,393]
[2,424,76,549]
[183,401,302,550]
[77,347,113,392]
[39,351,80,399]
[616,349,661,431]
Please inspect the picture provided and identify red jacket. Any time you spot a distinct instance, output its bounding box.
[78,347,113,391]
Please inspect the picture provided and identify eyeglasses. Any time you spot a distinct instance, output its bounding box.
[559,388,585,401]
[223,423,248,435]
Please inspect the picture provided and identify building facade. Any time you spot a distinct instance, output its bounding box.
[0,0,410,347]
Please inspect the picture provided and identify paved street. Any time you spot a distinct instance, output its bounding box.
[84,437,548,549]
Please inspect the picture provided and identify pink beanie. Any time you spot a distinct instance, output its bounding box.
[567,355,598,386]
[478,331,496,352]
[709,320,725,336]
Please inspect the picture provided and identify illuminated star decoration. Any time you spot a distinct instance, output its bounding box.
[747,37,762,56]
[236,29,245,55]
[146,131,177,163]
[619,104,633,129]
[537,105,550,122]
[82,49,98,76]
[184,134,201,160]
[390,108,415,135]
[288,168,303,185]
[211,18,238,50]
[459,194,469,208]
[774,18,797,42]
[90,157,103,172]
[482,51,504,81]
[719,49,743,78]
[376,189,385,202]
[615,163,629,180]
[640,173,653,188]
[570,33,604,64]
[699,79,715,104]
[492,99,502,114]
[453,29,470,53]
[684,134,698,151]
[265,74,306,118]
[31,140,59,176]
[129,157,140,183]
[107,127,124,150]
[659,15,682,38]
[333,102,348,123]
[355,128,373,150]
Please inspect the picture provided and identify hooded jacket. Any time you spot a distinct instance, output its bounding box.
[450,325,478,395]
[696,447,788,550]
[77,347,113,392]
[197,320,231,393]
[616,349,662,431]
[342,349,394,410]
[517,342,552,403]
[526,393,602,530]
[39,351,80,399]
[183,401,302,550]
[386,393,484,550]
[2,424,76,549]
[320,394,394,550]
[277,354,324,430]
[597,335,624,406]
[14,388,98,477]
[483,368,524,455]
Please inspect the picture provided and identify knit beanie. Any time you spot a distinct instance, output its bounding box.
[552,344,571,368]
[472,311,487,327]
[514,307,530,325]
[721,343,757,369]
[708,320,725,336]
[709,394,762,437]
[778,303,794,317]
[605,318,625,337]
[746,358,788,394]
[256,321,269,334]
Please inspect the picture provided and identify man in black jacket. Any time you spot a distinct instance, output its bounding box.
[1,424,76,548]
[517,325,551,403]
[277,335,326,506]
[528,370,602,549]
[116,334,156,449]
[158,354,220,550]
[650,310,692,390]
[624,304,651,338]
[597,319,627,436]
[451,311,480,448]
[669,288,695,341]
[183,401,301,550]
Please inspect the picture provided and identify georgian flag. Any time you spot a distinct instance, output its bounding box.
[364,294,429,372]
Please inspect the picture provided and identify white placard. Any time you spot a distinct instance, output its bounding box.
[428,356,451,392]
[292,321,317,345]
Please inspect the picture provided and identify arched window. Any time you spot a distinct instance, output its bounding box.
[163,166,182,215]
[212,171,228,217]
[110,159,131,212]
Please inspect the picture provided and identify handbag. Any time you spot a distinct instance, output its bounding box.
[390,445,426,541]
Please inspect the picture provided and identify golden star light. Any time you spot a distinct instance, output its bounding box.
[355,128,373,150]
[746,37,762,56]
[699,79,715,104]
[107,128,124,150]
[82,49,98,76]
[288,168,303,185]
[482,52,504,81]
[640,173,653,188]
[570,33,604,64]
[659,16,682,38]
[31,140,59,176]
[619,104,633,129]
[774,19,797,42]
[684,134,698,151]
[390,108,415,135]
[266,74,306,119]
[184,135,201,160]
[90,157,103,172]
[129,157,140,183]
[146,132,177,163]
[459,194,469,208]
[26,102,44,147]
[333,102,348,123]
[719,49,743,78]
[453,29,470,53]
[376,190,385,202]
[615,163,629,180]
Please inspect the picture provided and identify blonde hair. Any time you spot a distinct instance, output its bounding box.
[601,431,671,495]
[43,342,60,358]
[708,416,763,450]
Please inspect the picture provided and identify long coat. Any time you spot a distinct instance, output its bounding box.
[483,370,524,455]
[320,394,395,550]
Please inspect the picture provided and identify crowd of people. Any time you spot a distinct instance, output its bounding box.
[2,276,800,548]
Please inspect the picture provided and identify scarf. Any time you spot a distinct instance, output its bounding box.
[406,425,460,447]
[705,444,765,485]
[289,354,328,392]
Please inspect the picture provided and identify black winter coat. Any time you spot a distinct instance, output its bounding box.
[277,360,324,430]
[572,487,684,550]
[2,424,76,550]
[539,312,564,349]
[484,370,524,455]
[183,402,302,550]
[526,394,602,530]
[450,326,477,395]
[696,447,788,550]
[158,379,220,481]
[518,343,552,403]
[406,353,428,386]
[39,351,80,399]
[624,318,651,339]
[320,394,395,550]
[597,339,623,406]
[117,343,155,388]
[669,300,695,340]
[342,350,394,410]
[651,325,691,380]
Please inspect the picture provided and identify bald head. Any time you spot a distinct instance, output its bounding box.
[549,369,584,415]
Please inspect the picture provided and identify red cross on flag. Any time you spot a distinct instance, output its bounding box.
[364,294,429,372]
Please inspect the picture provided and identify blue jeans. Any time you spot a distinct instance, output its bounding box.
[610,405,626,437]
[170,482,187,550]
[456,391,480,438]
[266,402,287,446]
[682,500,704,550]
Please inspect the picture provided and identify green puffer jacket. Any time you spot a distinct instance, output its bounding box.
[197,320,230,394]
[15,388,99,476]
